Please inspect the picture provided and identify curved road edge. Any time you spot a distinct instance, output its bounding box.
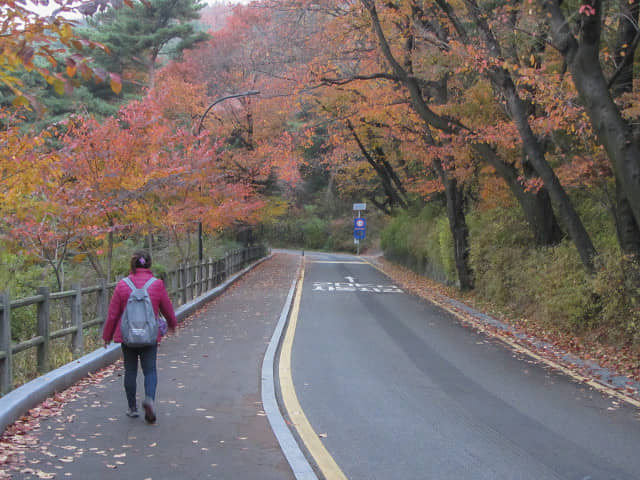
[363,257,640,410]
[0,254,273,435]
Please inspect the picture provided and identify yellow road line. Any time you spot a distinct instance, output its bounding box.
[278,261,349,480]
[363,258,640,409]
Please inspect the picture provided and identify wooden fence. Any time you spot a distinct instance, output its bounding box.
[0,245,267,395]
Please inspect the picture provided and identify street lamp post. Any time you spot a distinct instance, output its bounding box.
[196,90,261,136]
[194,90,260,261]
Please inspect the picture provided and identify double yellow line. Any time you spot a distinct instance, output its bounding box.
[278,260,349,480]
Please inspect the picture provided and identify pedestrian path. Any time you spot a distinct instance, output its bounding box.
[1,254,301,480]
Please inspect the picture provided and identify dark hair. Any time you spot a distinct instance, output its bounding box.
[130,250,152,273]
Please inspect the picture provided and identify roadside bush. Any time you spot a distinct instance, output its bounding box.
[466,204,640,341]
[262,217,305,247]
[436,215,456,282]
[324,218,353,251]
[590,252,640,343]
[380,192,639,346]
[381,205,456,284]
[467,206,533,307]
[0,250,53,341]
[468,206,600,330]
[380,211,411,262]
[523,243,596,332]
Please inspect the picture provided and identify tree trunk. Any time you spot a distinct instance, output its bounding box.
[107,230,114,283]
[610,0,640,96]
[171,226,186,262]
[436,160,474,290]
[85,251,105,280]
[492,67,597,271]
[245,96,255,150]
[475,143,563,245]
[543,0,640,234]
[615,176,640,257]
[347,120,408,209]
[454,0,596,270]
[609,3,640,259]
[147,233,154,259]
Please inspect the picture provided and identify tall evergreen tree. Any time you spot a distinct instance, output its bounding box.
[0,0,210,130]
[78,0,209,93]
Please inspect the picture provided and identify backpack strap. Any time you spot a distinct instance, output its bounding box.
[123,277,136,291]
[122,276,156,292]
[141,277,156,292]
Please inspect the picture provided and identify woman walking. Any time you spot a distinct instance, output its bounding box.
[103,250,177,423]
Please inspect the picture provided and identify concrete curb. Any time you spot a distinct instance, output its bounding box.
[261,268,319,480]
[0,255,271,435]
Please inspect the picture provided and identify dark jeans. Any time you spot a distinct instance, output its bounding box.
[121,343,158,410]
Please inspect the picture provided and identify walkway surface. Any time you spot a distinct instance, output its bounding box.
[1,253,301,480]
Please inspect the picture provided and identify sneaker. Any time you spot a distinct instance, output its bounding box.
[126,408,139,418]
[142,397,156,424]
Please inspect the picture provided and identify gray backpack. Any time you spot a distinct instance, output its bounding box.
[120,277,158,347]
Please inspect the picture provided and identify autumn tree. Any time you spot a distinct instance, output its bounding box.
[296,0,601,276]
[170,4,306,204]
[536,0,640,260]
[0,0,121,107]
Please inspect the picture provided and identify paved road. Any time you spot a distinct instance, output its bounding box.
[289,252,640,480]
[3,254,300,480]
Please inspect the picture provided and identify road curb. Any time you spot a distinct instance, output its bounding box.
[261,262,319,480]
[0,254,271,435]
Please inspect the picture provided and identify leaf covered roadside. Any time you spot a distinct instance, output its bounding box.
[0,364,118,479]
[370,256,640,402]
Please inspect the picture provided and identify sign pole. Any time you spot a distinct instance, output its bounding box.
[357,209,360,255]
[353,203,366,256]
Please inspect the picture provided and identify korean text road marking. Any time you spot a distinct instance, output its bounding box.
[312,282,403,293]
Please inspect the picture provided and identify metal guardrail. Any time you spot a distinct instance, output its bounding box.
[0,245,267,395]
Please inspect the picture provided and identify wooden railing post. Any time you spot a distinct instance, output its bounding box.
[98,279,108,326]
[0,291,12,394]
[37,287,50,374]
[71,283,84,358]
[171,268,178,305]
[232,250,236,274]
[203,259,209,292]
[196,261,201,297]
[180,263,187,305]
[187,262,193,301]
[224,252,229,280]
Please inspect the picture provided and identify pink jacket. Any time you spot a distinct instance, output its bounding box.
[102,268,177,344]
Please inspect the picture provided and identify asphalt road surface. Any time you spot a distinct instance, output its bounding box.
[289,252,640,480]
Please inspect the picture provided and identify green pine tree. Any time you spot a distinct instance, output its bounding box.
[78,0,210,92]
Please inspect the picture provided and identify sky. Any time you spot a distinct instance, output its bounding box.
[27,0,244,17]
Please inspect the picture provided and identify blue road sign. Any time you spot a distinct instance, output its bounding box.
[354,217,366,240]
